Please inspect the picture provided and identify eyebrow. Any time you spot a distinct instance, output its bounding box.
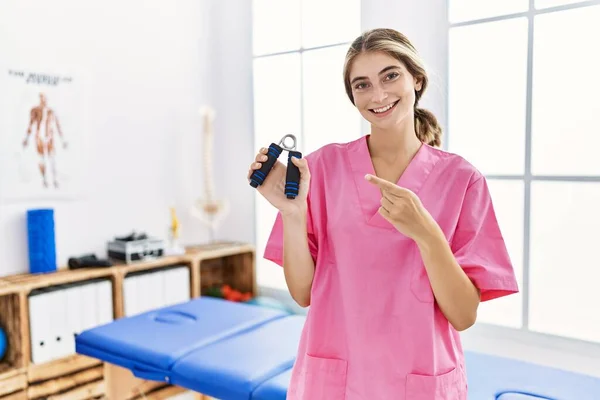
[350,65,400,85]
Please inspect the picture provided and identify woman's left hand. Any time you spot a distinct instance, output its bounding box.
[365,174,439,242]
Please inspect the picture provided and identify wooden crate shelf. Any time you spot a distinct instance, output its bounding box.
[0,279,13,293]
[43,379,103,400]
[27,364,103,399]
[0,241,255,399]
[0,390,27,400]
[116,254,192,275]
[188,242,256,298]
[27,354,101,384]
[0,368,27,398]
[0,289,25,387]
[0,269,112,292]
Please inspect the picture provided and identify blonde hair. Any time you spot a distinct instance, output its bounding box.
[343,28,442,147]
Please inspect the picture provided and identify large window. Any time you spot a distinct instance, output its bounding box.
[448,1,600,343]
[251,0,362,289]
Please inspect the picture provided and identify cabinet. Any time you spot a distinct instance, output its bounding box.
[0,242,255,400]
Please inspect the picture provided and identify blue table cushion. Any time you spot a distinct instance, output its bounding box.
[252,368,293,400]
[465,352,600,400]
[171,315,305,400]
[75,297,287,381]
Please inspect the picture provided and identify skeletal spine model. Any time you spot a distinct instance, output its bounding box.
[191,106,229,242]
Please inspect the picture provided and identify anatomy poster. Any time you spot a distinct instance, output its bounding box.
[0,68,88,202]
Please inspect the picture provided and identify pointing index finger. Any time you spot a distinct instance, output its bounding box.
[365,174,407,196]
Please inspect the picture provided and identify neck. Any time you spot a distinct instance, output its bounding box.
[367,115,421,163]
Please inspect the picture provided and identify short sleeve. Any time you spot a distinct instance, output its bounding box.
[451,175,519,302]
[262,195,319,267]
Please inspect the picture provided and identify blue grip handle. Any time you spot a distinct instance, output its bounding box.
[250,143,283,188]
[285,150,302,199]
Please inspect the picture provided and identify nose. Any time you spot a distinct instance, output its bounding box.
[371,84,388,103]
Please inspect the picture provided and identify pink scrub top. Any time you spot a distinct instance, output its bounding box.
[264,135,519,400]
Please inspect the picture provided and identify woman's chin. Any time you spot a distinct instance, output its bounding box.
[366,116,398,130]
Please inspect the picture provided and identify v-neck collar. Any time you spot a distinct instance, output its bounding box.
[347,134,439,230]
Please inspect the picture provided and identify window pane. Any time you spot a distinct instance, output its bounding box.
[253,53,301,289]
[301,0,360,48]
[535,0,583,9]
[529,181,600,343]
[531,5,600,176]
[302,45,361,154]
[449,0,528,23]
[252,0,301,56]
[475,180,524,329]
[255,195,287,289]
[253,53,302,148]
[448,18,528,175]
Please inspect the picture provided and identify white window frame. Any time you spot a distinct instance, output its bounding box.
[251,1,362,292]
[447,0,600,377]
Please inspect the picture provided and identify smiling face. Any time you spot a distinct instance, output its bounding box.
[348,51,422,131]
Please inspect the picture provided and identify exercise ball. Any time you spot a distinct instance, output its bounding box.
[0,326,7,361]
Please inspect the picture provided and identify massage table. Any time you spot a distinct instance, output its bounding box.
[75,296,600,399]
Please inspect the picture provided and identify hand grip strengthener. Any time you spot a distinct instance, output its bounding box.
[249,134,303,199]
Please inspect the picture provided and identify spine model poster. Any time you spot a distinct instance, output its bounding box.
[0,68,87,202]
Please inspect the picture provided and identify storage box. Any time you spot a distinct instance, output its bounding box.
[107,238,165,264]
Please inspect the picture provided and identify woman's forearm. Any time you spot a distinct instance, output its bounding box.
[415,227,480,331]
[281,210,315,307]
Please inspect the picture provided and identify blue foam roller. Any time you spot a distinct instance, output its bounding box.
[27,208,57,274]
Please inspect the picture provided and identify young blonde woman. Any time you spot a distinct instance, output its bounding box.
[248,28,518,400]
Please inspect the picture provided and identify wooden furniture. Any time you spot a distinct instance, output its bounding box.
[0,242,256,400]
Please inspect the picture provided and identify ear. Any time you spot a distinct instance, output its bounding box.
[414,77,423,92]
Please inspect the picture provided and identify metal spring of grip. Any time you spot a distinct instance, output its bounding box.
[249,134,303,199]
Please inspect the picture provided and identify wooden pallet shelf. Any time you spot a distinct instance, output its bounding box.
[0,368,27,398]
[27,354,101,384]
[194,244,255,297]
[0,391,27,400]
[0,288,25,396]
[0,241,256,400]
[27,364,103,399]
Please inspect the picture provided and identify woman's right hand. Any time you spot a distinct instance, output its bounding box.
[247,147,310,215]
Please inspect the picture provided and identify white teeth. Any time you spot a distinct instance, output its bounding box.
[373,102,396,113]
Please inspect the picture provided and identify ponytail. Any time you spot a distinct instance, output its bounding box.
[414,107,442,147]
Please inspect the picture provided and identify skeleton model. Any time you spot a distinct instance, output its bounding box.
[22,92,68,188]
[191,106,229,242]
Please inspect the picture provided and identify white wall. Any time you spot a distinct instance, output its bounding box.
[0,0,255,276]
[0,0,443,278]
[206,0,256,246]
